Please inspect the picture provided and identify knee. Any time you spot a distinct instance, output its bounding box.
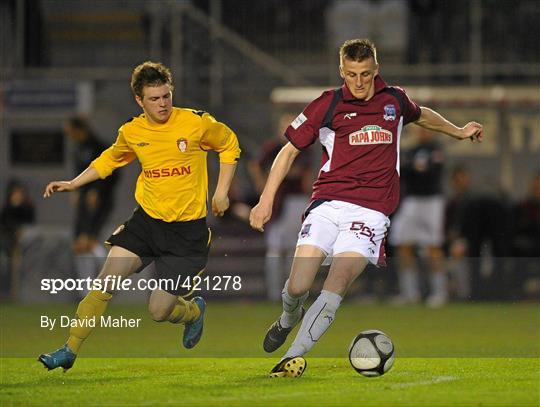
[286,280,308,298]
[148,304,171,322]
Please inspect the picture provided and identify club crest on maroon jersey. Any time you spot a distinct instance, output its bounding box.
[177,138,188,152]
[383,104,396,121]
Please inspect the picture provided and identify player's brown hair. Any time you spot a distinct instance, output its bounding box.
[131,61,173,98]
[339,39,377,64]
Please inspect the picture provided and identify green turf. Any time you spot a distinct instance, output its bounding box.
[1,302,539,406]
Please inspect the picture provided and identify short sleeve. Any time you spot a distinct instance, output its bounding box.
[90,128,136,178]
[396,87,421,125]
[200,113,241,164]
[284,91,334,150]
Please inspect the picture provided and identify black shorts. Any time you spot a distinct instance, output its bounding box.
[106,207,210,296]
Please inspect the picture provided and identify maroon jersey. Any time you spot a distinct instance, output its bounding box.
[285,75,421,216]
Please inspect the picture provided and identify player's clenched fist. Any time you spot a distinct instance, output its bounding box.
[43,181,76,198]
[211,194,229,217]
[249,201,272,232]
[461,121,484,143]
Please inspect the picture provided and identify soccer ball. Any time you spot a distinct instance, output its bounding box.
[348,329,395,377]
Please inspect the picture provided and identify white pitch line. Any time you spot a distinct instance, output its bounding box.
[389,375,459,389]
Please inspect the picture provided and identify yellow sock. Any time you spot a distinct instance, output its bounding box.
[167,297,200,324]
[66,290,112,353]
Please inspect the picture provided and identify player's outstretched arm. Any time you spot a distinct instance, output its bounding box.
[43,166,101,198]
[212,162,237,217]
[415,107,484,143]
[249,142,301,232]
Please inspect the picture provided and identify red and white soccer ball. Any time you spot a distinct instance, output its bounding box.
[348,329,395,377]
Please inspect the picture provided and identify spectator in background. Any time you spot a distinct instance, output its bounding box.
[445,166,514,301]
[389,127,447,307]
[513,173,540,298]
[466,187,513,301]
[0,179,35,297]
[248,113,312,301]
[64,116,119,297]
[514,173,540,257]
[444,165,475,300]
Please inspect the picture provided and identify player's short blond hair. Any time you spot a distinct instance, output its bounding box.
[131,61,174,98]
[339,39,377,65]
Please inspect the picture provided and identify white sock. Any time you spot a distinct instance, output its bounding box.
[283,290,342,359]
[279,280,308,328]
[430,272,448,298]
[451,258,470,299]
[399,268,420,301]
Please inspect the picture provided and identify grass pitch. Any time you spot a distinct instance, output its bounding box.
[1,302,539,406]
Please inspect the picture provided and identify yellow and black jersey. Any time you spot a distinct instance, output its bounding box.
[91,107,240,222]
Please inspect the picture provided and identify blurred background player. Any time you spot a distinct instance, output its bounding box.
[444,165,475,301]
[389,127,447,307]
[38,61,240,371]
[250,39,483,377]
[0,180,35,298]
[248,113,312,302]
[512,173,540,299]
[64,116,119,298]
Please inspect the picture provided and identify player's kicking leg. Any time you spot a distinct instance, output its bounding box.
[269,253,368,378]
[263,246,324,353]
[38,246,141,371]
[265,245,325,377]
[148,288,206,349]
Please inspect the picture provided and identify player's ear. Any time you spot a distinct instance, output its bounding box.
[135,95,144,109]
[339,65,345,79]
[374,63,380,76]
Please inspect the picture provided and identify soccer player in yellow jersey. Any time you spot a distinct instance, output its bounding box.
[38,61,240,371]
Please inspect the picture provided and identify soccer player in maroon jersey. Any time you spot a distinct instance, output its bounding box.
[249,38,483,378]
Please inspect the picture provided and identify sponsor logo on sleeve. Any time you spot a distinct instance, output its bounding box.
[300,223,312,238]
[349,125,393,145]
[291,113,307,130]
[383,104,396,121]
